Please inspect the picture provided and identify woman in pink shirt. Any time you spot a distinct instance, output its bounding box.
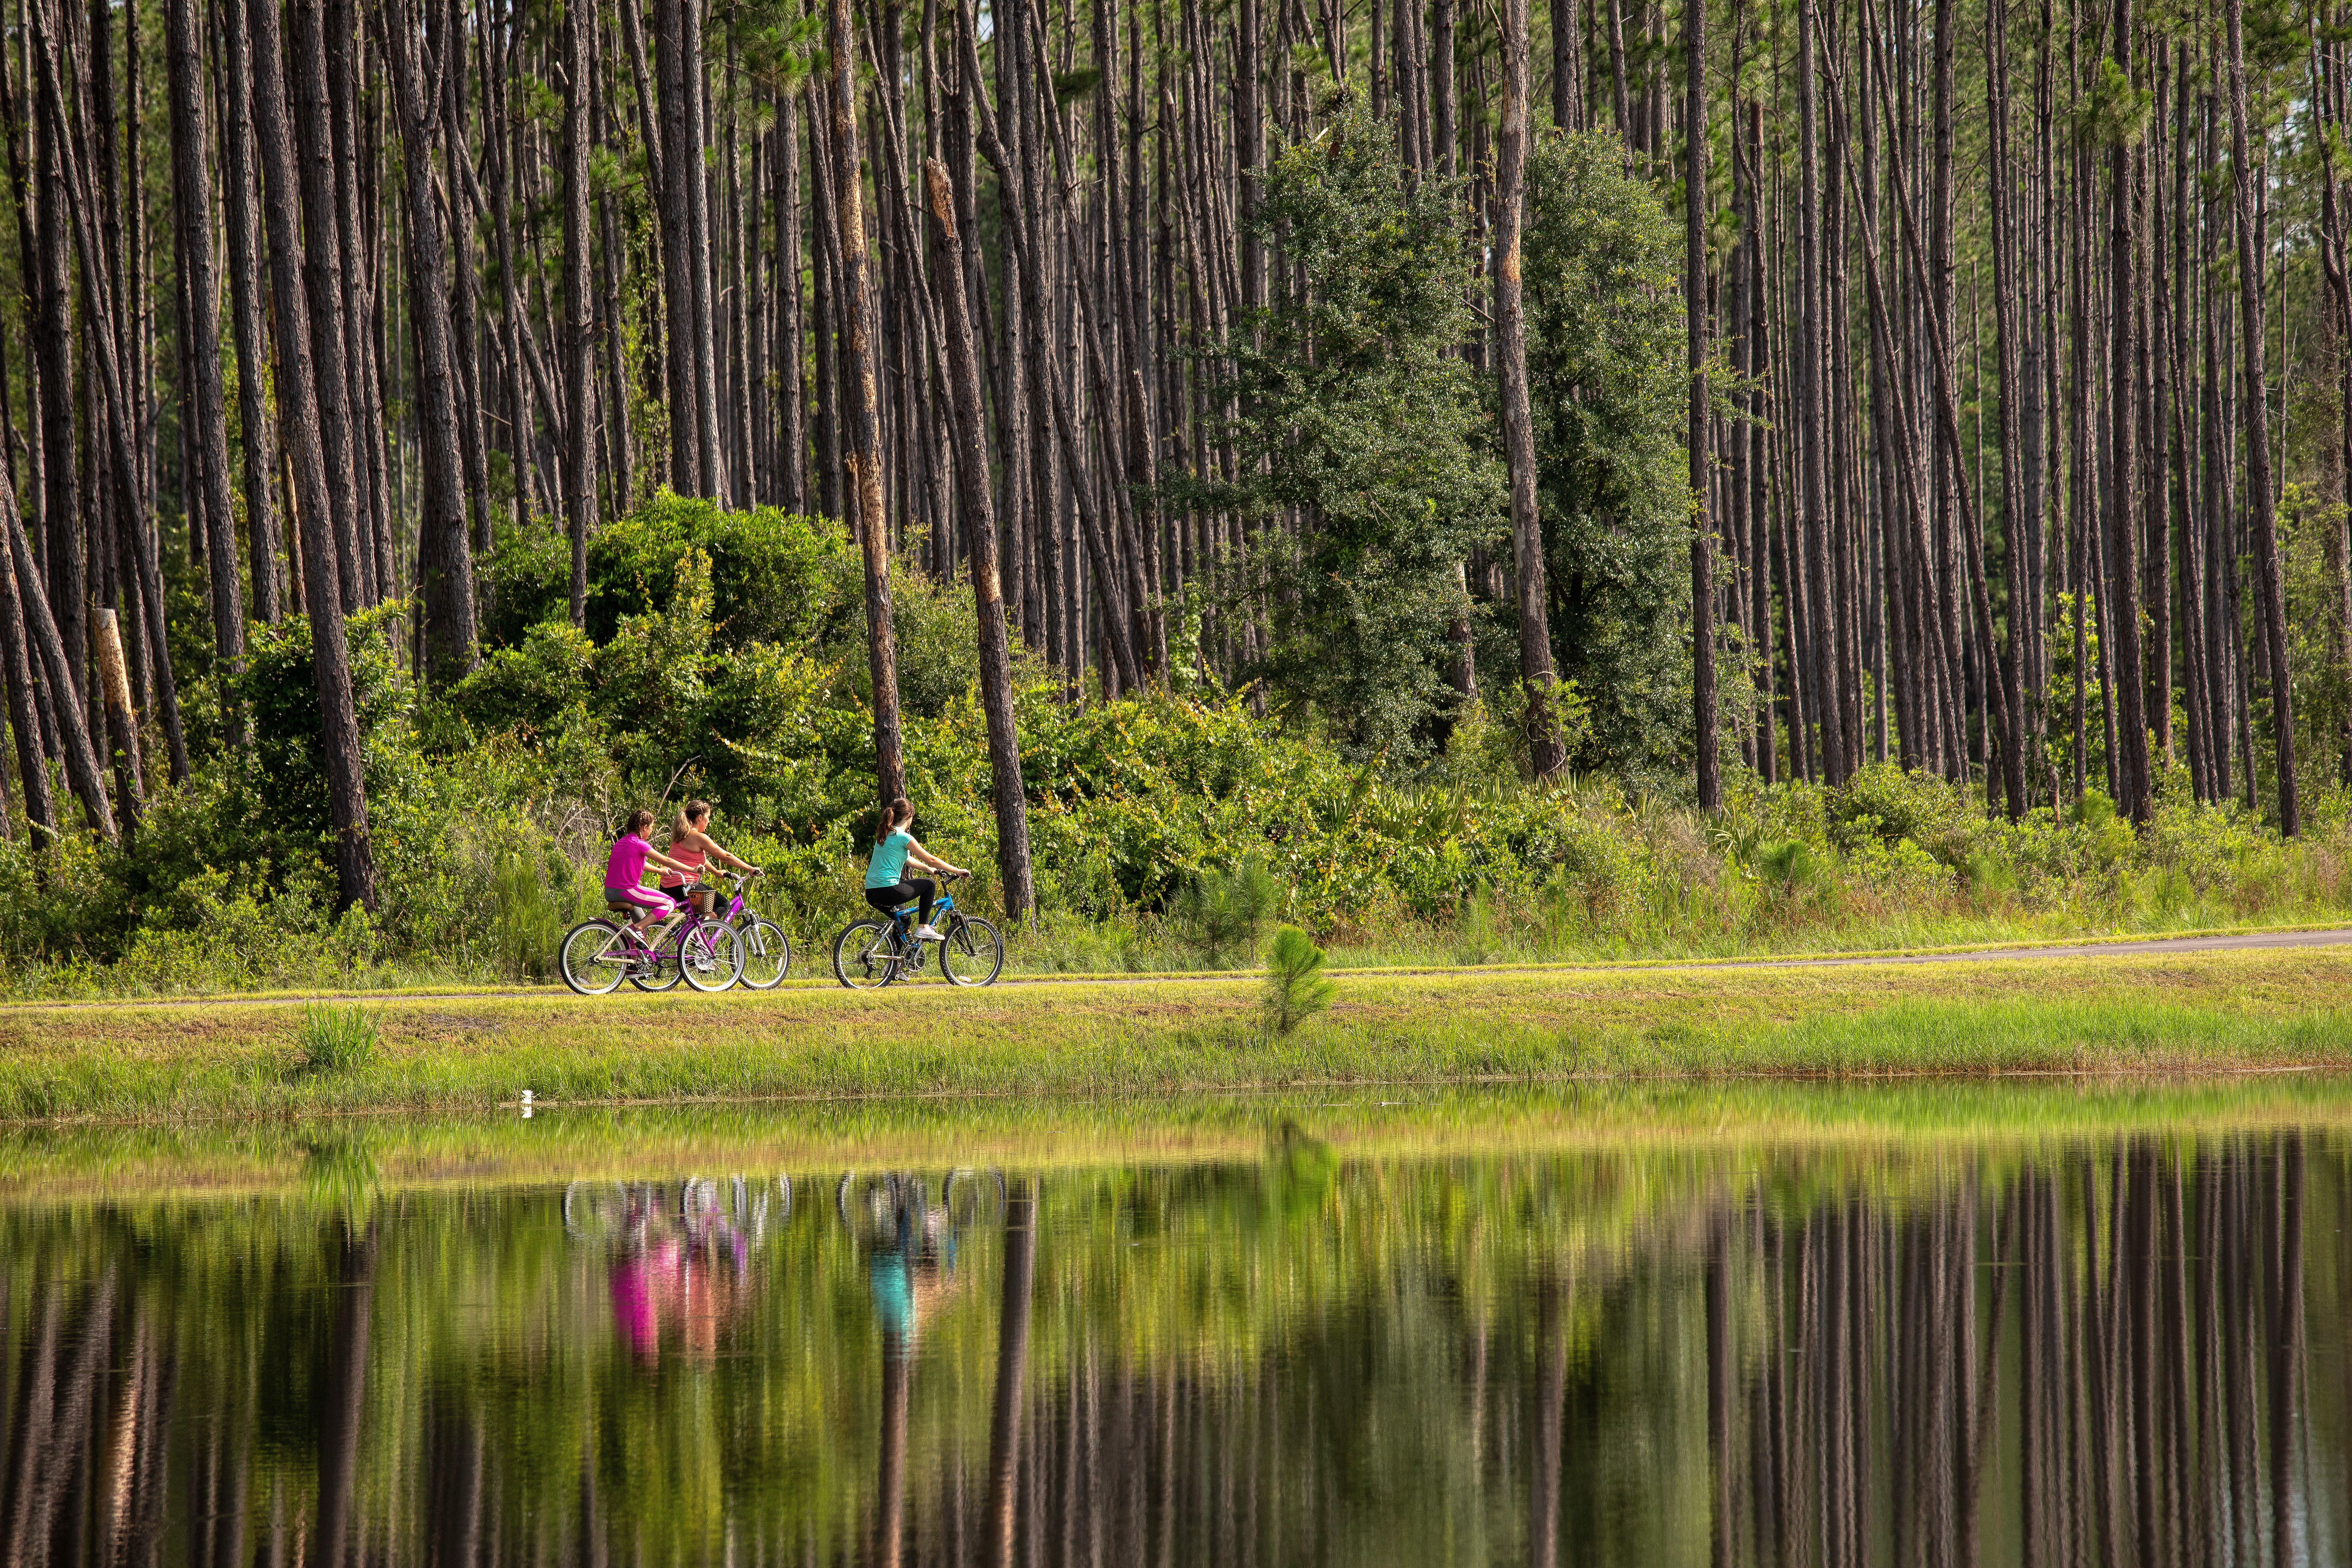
[605,808,695,936]
[661,799,761,918]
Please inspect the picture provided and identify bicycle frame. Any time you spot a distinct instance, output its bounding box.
[677,873,758,930]
[597,902,721,968]
[874,884,968,977]
[885,888,958,934]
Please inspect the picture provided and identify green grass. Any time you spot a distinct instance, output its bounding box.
[4,945,2352,1126]
[3,1073,2350,1206]
[294,1001,382,1074]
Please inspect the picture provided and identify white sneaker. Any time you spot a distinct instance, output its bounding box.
[913,924,945,941]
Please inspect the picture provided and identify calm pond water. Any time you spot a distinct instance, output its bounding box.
[0,1090,2346,1567]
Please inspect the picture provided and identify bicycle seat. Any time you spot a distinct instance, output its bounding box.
[605,898,644,915]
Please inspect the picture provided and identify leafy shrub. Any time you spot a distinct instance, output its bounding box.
[1173,856,1279,968]
[297,1003,381,1074]
[587,490,848,650]
[243,604,416,842]
[1262,925,1335,1036]
[443,621,599,739]
[477,491,850,655]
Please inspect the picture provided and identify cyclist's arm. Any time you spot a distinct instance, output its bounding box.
[904,838,966,876]
[704,838,758,874]
[643,847,693,876]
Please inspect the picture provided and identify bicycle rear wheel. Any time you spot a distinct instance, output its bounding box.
[679,920,746,991]
[560,920,633,995]
[737,917,792,988]
[941,915,1004,986]
[832,917,902,989]
[629,934,684,992]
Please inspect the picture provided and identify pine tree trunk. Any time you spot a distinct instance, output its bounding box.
[560,0,596,626]
[1686,0,1716,808]
[1987,0,2029,816]
[684,0,724,500]
[31,0,187,785]
[826,0,906,805]
[27,45,80,716]
[215,0,282,624]
[2226,0,2296,832]
[1496,0,1566,776]
[280,0,366,614]
[2,464,108,834]
[2098,0,2150,823]
[925,149,1035,921]
[381,0,477,685]
[0,515,51,840]
[441,0,494,557]
[2318,34,2352,783]
[242,0,374,909]
[325,0,387,602]
[774,82,805,511]
[167,0,245,744]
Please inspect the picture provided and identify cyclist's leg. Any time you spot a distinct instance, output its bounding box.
[898,879,936,940]
[614,885,674,936]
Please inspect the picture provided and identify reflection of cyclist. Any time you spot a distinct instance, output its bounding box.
[858,1183,960,1353]
[610,1254,658,1359]
[602,1190,753,1366]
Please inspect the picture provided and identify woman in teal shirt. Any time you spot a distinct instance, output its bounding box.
[863,796,967,941]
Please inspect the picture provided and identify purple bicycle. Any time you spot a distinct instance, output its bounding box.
[559,885,746,995]
[694,869,793,989]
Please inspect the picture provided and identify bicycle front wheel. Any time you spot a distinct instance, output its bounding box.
[679,921,746,992]
[941,916,1004,986]
[832,918,902,989]
[737,917,792,989]
[560,920,632,995]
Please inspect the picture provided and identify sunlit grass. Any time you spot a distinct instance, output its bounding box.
[0,945,2349,1127]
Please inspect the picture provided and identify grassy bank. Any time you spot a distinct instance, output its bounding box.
[6,945,2352,1125]
[5,1073,2351,1204]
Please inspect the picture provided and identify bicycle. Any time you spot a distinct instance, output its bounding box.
[672,869,793,989]
[830,870,1004,988]
[559,890,747,995]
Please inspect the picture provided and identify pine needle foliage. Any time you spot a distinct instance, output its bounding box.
[1262,925,1337,1036]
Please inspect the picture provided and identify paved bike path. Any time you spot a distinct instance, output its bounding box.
[7,925,2352,1013]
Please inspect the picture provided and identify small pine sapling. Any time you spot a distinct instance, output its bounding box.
[1262,925,1336,1036]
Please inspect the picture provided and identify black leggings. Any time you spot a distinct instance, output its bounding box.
[867,878,936,925]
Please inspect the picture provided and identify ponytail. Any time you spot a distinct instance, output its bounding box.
[875,796,911,844]
[672,799,710,843]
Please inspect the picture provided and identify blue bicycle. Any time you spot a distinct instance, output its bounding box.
[831,870,1004,988]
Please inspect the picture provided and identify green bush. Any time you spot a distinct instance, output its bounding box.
[587,490,848,650]
[1172,855,1279,968]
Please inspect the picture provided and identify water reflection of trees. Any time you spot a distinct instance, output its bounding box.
[0,1132,2342,1566]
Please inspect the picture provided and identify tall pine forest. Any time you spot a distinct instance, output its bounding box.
[0,0,2343,972]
